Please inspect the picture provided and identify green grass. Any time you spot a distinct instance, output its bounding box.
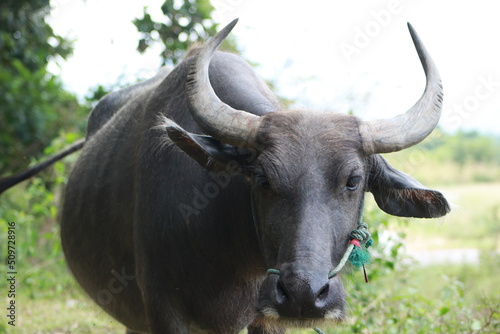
[0,260,118,333]
[409,256,500,306]
[9,295,124,333]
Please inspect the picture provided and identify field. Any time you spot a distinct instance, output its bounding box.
[1,159,499,333]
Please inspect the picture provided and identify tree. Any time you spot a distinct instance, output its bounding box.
[133,0,237,66]
[448,131,500,166]
[0,0,85,176]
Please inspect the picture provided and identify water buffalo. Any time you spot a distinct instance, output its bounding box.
[1,19,449,333]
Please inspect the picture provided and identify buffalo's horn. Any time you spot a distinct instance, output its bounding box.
[185,18,261,147]
[359,23,444,154]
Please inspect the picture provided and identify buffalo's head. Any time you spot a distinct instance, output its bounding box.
[161,19,450,330]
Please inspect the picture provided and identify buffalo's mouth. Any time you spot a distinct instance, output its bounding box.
[256,270,346,330]
[255,308,345,330]
[254,316,344,334]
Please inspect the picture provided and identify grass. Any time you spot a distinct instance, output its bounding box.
[0,256,123,334]
[11,295,123,333]
[409,257,500,306]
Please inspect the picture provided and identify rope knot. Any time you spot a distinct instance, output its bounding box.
[349,223,372,244]
[349,223,373,248]
[347,223,373,270]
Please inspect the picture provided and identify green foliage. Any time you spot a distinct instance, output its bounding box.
[0,134,79,300]
[341,273,500,333]
[133,0,238,66]
[0,0,86,176]
[430,129,500,166]
[134,0,216,65]
[0,0,72,72]
[0,62,86,174]
[386,128,500,185]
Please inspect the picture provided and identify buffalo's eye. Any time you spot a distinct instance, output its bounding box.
[254,173,271,189]
[346,176,362,191]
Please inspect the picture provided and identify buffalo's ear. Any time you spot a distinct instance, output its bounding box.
[367,155,450,218]
[161,118,252,172]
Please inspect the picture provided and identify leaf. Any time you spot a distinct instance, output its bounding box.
[439,306,450,316]
[471,320,482,331]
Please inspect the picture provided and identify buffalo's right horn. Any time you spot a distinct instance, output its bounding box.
[185,19,261,147]
[359,23,443,154]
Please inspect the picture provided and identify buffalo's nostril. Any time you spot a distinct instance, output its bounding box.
[269,270,337,318]
[258,269,346,322]
[316,283,329,302]
[275,280,288,304]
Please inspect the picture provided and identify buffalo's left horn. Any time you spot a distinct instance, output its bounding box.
[185,18,261,147]
[359,23,443,154]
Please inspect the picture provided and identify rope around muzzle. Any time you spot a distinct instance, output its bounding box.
[266,222,373,280]
[267,223,373,334]
[266,223,373,334]
[328,222,373,280]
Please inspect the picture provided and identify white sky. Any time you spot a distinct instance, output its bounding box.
[48,0,500,135]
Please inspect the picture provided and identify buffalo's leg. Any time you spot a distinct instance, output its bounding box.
[143,300,189,334]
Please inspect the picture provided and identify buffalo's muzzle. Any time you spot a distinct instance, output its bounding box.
[258,267,345,324]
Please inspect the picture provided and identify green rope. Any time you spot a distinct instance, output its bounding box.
[329,222,373,277]
[327,243,355,278]
[346,222,373,269]
[267,268,280,275]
